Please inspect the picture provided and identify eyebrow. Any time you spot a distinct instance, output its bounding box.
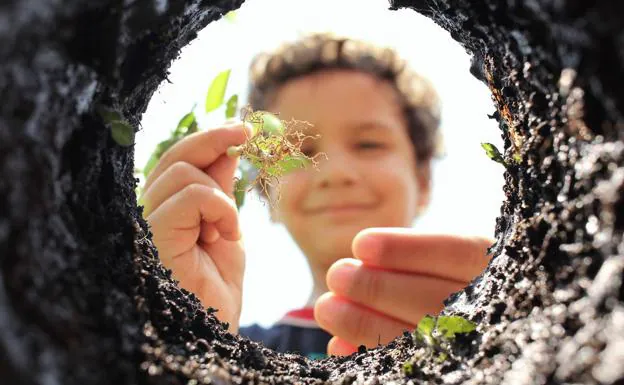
[347,121,393,133]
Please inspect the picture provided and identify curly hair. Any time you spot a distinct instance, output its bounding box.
[247,33,444,163]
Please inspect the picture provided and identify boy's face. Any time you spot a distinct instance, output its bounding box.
[266,69,430,267]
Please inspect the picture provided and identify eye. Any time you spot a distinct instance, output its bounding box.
[300,145,316,157]
[356,141,384,150]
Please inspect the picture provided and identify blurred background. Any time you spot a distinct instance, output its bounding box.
[136,0,505,328]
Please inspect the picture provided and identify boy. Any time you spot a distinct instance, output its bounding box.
[140,33,492,359]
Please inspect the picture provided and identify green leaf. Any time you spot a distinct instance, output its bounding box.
[96,105,123,124]
[402,362,414,376]
[252,111,284,136]
[413,315,436,346]
[480,142,506,166]
[436,316,477,339]
[225,94,239,119]
[187,119,199,134]
[205,69,231,113]
[174,111,196,136]
[277,155,309,174]
[245,154,264,171]
[110,121,135,147]
[234,177,247,210]
[417,315,436,337]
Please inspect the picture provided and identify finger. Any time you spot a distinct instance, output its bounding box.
[204,153,239,200]
[199,235,246,288]
[141,161,221,217]
[315,292,414,349]
[144,122,253,192]
[326,258,464,325]
[352,229,493,282]
[327,336,357,357]
[147,184,240,259]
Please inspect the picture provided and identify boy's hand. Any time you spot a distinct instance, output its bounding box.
[140,122,252,333]
[314,228,492,356]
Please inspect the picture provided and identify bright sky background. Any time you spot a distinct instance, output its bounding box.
[137,0,505,327]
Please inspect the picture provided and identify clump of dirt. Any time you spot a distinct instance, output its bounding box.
[1,0,622,384]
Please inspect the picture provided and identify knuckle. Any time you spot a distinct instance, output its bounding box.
[182,183,210,200]
[169,161,195,180]
[360,268,383,305]
[350,307,374,343]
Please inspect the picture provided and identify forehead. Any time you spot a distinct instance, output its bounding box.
[268,69,406,134]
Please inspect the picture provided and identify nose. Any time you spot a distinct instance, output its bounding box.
[313,148,358,189]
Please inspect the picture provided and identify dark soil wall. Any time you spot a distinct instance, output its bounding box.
[0,0,622,384]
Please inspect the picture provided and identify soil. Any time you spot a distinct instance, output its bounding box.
[0,0,622,384]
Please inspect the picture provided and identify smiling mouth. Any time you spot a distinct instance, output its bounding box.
[315,204,373,215]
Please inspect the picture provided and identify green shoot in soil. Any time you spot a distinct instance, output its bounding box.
[481,142,506,166]
[97,105,135,147]
[413,315,477,346]
[401,314,477,372]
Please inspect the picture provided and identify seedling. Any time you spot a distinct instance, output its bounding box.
[413,314,476,346]
[97,105,135,147]
[226,107,326,208]
[401,314,477,372]
[480,142,506,166]
[481,142,522,167]
[137,69,324,211]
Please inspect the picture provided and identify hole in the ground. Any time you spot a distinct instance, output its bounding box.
[135,0,504,359]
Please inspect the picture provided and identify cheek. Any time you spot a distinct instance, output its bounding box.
[372,162,420,215]
[274,171,311,213]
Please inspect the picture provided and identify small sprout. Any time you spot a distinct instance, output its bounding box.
[96,104,135,147]
[110,120,135,147]
[226,107,326,208]
[402,361,414,376]
[412,314,477,347]
[480,142,506,166]
[415,315,436,346]
[407,315,477,367]
[436,315,477,339]
[225,94,238,119]
[96,105,124,123]
[205,69,231,113]
[436,352,448,363]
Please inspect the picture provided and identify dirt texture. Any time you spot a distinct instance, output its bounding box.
[1,0,623,384]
